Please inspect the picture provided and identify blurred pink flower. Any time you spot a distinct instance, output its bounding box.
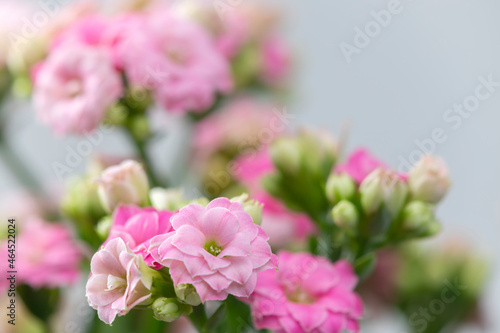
[149,197,277,302]
[17,218,82,288]
[118,12,232,113]
[33,42,123,135]
[86,238,154,325]
[260,35,291,86]
[335,148,388,184]
[234,149,317,248]
[246,251,363,333]
[106,205,175,267]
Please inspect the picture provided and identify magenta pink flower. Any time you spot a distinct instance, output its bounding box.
[247,251,363,333]
[87,238,156,325]
[33,42,123,135]
[149,198,278,302]
[335,148,388,184]
[17,218,82,288]
[117,12,232,113]
[106,205,175,267]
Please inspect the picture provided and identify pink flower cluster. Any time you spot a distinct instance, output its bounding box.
[247,251,363,333]
[33,7,233,135]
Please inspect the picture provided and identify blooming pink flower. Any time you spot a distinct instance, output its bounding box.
[106,205,175,267]
[33,42,123,135]
[17,218,82,288]
[234,149,317,248]
[86,238,155,325]
[117,11,232,113]
[246,251,363,333]
[335,148,388,184]
[149,197,278,302]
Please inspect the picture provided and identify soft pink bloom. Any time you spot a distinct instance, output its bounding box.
[86,238,155,325]
[234,149,317,248]
[17,218,82,288]
[149,197,278,302]
[335,148,388,184]
[106,205,175,267]
[51,15,109,50]
[33,42,123,135]
[117,12,232,113]
[192,98,285,160]
[247,251,363,333]
[260,35,291,86]
[0,1,33,66]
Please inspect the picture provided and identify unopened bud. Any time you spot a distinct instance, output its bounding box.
[174,283,202,306]
[152,298,192,322]
[97,160,149,212]
[326,174,356,204]
[401,201,440,236]
[331,200,359,229]
[150,188,187,211]
[270,137,302,175]
[231,194,263,225]
[408,155,451,204]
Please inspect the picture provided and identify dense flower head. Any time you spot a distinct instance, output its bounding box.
[17,217,82,288]
[149,197,278,302]
[86,238,156,325]
[247,251,363,333]
[106,205,175,267]
[33,41,123,135]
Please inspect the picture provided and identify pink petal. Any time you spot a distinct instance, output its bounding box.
[91,250,124,277]
[286,303,327,332]
[172,225,205,256]
[171,204,205,229]
[219,256,253,284]
[86,275,123,307]
[219,233,252,257]
[319,313,345,333]
[170,261,198,285]
[201,272,232,292]
[201,207,239,246]
[225,272,257,298]
[248,236,274,269]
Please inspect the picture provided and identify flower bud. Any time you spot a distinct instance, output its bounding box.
[174,283,202,306]
[231,194,263,225]
[96,216,112,240]
[326,174,356,204]
[359,168,408,217]
[401,201,440,236]
[152,298,192,323]
[150,188,187,211]
[270,137,302,175]
[331,200,359,230]
[408,156,451,204]
[61,176,107,222]
[97,160,149,212]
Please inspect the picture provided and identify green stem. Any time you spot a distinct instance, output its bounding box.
[189,305,208,333]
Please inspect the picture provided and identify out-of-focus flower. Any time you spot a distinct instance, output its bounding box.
[17,218,82,288]
[400,201,440,237]
[359,168,408,217]
[149,188,188,211]
[149,197,277,302]
[246,251,363,333]
[408,155,451,204]
[332,200,359,230]
[325,173,356,205]
[0,1,33,68]
[106,205,174,267]
[33,42,122,135]
[260,35,291,86]
[97,160,150,212]
[86,238,157,325]
[335,148,389,184]
[118,11,232,113]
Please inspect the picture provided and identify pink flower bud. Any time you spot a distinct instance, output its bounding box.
[408,156,451,204]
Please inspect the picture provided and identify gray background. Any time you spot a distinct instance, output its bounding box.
[1,0,499,332]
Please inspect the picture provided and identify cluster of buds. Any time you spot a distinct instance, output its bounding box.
[326,154,451,244]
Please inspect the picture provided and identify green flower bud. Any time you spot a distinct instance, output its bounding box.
[152,298,192,323]
[401,201,440,236]
[331,200,359,229]
[96,216,112,240]
[174,283,202,306]
[270,137,302,175]
[61,176,107,222]
[231,194,264,225]
[325,174,356,204]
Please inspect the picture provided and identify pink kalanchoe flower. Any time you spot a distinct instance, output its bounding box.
[335,148,389,184]
[246,251,363,333]
[260,35,291,86]
[17,218,82,288]
[87,237,156,325]
[33,42,123,135]
[234,149,317,248]
[149,197,278,302]
[106,205,175,267]
[117,12,233,114]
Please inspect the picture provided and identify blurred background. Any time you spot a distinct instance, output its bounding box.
[0,0,499,332]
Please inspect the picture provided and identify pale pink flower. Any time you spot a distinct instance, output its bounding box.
[260,35,291,86]
[106,205,175,267]
[117,11,232,113]
[17,218,82,288]
[149,197,278,302]
[86,238,155,325]
[33,42,123,135]
[408,155,451,204]
[335,148,389,184]
[234,149,317,248]
[247,251,363,333]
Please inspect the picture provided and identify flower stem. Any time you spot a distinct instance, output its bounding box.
[189,305,209,333]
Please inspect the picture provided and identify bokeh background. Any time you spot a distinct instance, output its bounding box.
[1,0,499,332]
